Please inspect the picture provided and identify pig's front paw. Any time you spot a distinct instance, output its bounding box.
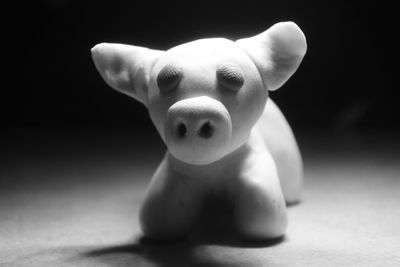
[139,186,200,240]
[234,178,288,240]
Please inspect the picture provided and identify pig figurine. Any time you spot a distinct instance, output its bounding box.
[91,21,306,240]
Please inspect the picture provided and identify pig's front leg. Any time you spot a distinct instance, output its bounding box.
[139,156,202,240]
[231,138,288,240]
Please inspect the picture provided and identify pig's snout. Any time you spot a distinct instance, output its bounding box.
[165,96,232,165]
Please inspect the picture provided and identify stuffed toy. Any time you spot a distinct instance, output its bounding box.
[92,21,306,240]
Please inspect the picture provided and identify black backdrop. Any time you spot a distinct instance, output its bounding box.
[5,0,398,131]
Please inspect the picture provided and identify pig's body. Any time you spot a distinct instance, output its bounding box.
[139,98,301,240]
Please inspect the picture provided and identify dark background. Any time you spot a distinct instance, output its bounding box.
[5,0,398,132]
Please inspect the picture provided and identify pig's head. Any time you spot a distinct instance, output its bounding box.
[91,22,306,165]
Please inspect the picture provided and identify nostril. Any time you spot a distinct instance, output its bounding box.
[198,121,215,139]
[176,122,187,138]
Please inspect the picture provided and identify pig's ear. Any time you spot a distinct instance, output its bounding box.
[236,22,306,91]
[91,43,164,104]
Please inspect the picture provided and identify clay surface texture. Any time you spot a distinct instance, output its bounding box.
[92,21,307,240]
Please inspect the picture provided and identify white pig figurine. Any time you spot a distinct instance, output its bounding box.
[92,21,306,240]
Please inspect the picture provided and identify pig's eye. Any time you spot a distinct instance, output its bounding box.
[216,63,244,91]
[157,64,182,93]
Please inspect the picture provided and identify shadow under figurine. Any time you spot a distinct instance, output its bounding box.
[91,21,307,241]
